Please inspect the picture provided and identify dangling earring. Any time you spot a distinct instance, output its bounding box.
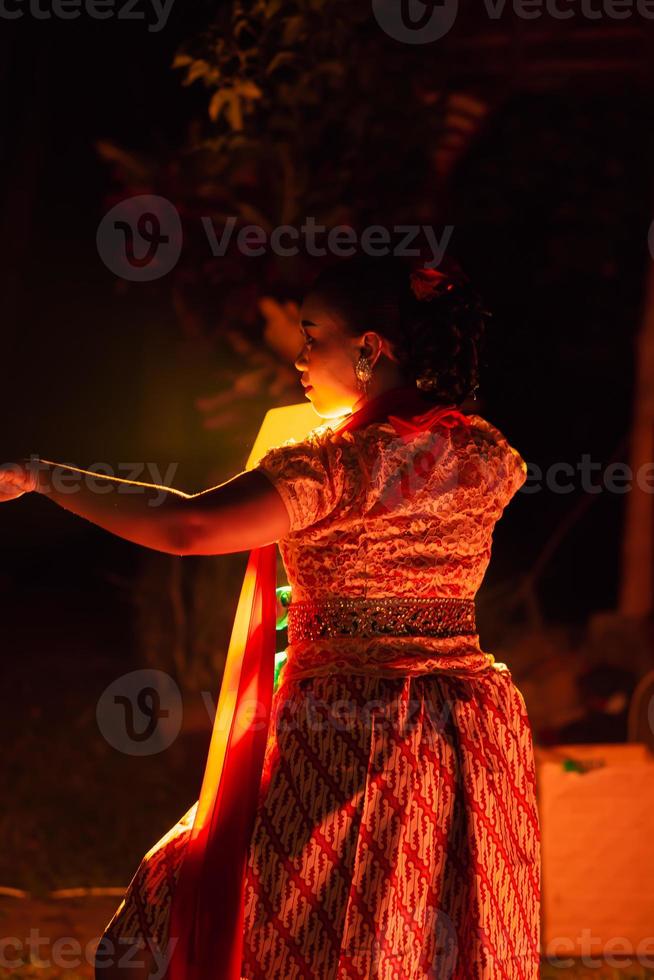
[472,383,479,401]
[355,353,373,398]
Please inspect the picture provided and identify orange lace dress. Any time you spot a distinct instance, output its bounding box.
[102,412,541,980]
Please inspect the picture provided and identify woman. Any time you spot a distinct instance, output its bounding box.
[0,254,540,979]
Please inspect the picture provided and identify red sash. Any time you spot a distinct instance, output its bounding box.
[165,386,471,979]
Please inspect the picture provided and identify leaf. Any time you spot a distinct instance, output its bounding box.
[233,16,260,50]
[208,88,247,128]
[281,14,304,44]
[316,59,345,78]
[185,59,212,86]
[94,139,152,180]
[266,51,298,75]
[265,0,286,19]
[226,93,244,131]
[237,79,263,100]
[208,89,231,122]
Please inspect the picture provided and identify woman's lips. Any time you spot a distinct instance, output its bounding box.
[303,385,313,394]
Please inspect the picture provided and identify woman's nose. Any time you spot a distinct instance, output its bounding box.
[294,348,308,371]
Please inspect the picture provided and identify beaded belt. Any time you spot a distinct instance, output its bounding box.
[286,596,476,643]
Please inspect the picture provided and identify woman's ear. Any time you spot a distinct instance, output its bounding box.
[360,331,386,366]
[351,331,387,376]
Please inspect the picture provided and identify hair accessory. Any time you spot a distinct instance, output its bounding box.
[410,256,470,302]
[410,267,455,302]
[415,371,439,392]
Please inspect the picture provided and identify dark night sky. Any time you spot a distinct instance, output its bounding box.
[1,8,221,662]
[1,8,207,456]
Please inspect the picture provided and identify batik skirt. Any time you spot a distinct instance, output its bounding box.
[101,665,541,979]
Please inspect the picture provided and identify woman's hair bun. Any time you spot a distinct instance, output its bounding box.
[308,254,491,406]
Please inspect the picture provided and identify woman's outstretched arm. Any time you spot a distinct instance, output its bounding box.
[0,458,290,556]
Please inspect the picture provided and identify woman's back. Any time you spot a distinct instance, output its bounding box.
[255,411,526,601]
[254,411,528,680]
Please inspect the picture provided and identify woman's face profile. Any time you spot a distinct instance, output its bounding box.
[294,292,366,419]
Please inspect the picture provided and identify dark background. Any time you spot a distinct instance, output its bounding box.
[1,7,653,892]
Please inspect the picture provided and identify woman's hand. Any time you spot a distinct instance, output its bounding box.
[0,459,37,501]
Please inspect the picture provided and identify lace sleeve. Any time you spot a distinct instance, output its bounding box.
[361,417,527,518]
[455,418,528,510]
[506,444,528,500]
[253,429,358,533]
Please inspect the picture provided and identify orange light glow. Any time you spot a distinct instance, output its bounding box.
[245,401,323,471]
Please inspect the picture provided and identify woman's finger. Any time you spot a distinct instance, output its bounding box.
[0,462,24,480]
[0,484,26,502]
[0,461,36,494]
